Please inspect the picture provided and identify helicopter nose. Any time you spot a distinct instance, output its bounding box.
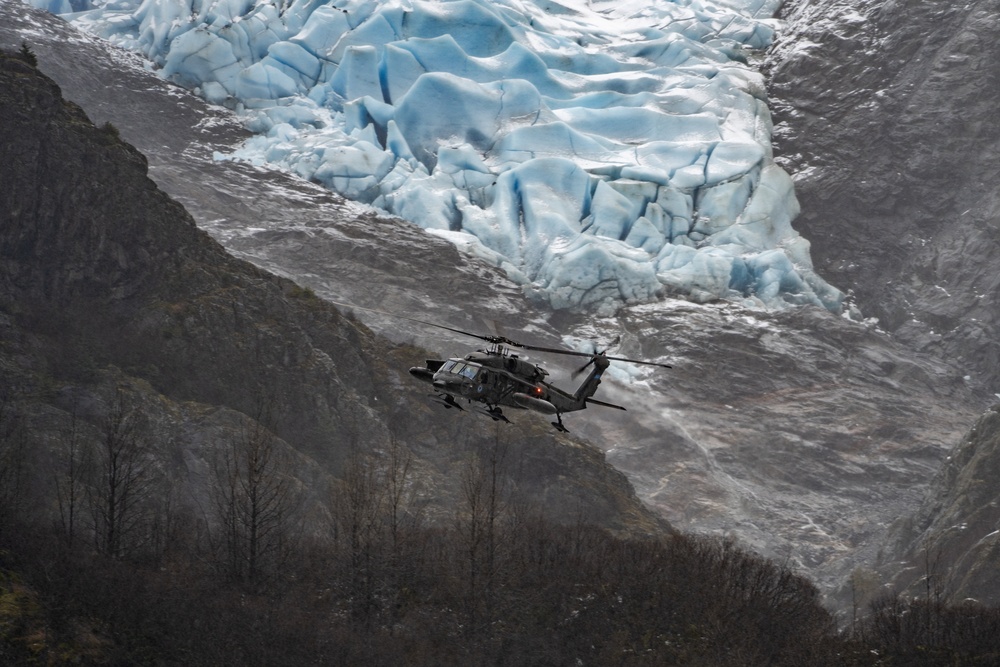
[433,378,464,392]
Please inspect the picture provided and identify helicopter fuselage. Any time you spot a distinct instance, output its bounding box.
[408,347,616,431]
[323,297,666,432]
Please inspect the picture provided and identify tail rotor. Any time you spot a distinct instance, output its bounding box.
[571,336,620,379]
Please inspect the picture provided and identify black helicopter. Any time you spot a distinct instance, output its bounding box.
[405,322,670,432]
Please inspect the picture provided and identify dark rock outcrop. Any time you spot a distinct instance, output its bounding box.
[0,46,665,536]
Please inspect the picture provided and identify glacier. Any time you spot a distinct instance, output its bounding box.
[33,0,844,314]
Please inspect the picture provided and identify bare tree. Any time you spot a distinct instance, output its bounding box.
[381,435,422,632]
[333,445,384,628]
[459,426,510,640]
[848,567,881,636]
[384,435,415,562]
[923,545,945,643]
[0,389,27,537]
[55,403,87,548]
[88,387,155,559]
[329,435,421,635]
[212,399,298,587]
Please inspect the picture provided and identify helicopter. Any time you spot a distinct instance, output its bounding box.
[404,321,671,432]
[326,298,670,432]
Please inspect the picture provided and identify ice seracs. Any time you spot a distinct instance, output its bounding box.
[37,0,844,314]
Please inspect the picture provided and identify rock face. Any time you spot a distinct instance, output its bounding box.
[0,43,387,472]
[0,45,665,537]
[764,0,1000,604]
[766,0,1000,394]
[880,403,1000,605]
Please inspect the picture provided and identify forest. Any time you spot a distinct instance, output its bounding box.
[2,386,1000,666]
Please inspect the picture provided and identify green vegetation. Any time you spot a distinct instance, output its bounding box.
[17,42,36,67]
[98,121,121,147]
[288,284,319,301]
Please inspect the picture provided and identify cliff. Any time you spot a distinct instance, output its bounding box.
[767,0,1000,393]
[879,403,1000,604]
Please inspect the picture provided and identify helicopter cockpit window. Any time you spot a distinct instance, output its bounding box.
[439,360,480,380]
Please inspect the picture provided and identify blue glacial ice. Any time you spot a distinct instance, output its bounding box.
[41,0,844,314]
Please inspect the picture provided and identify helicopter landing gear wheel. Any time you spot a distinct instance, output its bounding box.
[430,393,464,411]
[551,415,568,433]
[476,405,511,423]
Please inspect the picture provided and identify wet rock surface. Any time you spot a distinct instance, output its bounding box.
[881,404,1000,606]
[767,0,1000,394]
[764,0,1000,604]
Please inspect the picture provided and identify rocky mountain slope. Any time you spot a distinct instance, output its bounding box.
[6,0,1000,614]
[0,43,664,537]
[880,403,1000,605]
[764,0,1000,605]
[767,0,1000,393]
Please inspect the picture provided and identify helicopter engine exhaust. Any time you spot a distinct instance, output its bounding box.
[512,392,558,415]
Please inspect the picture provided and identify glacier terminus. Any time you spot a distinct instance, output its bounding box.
[34,0,845,315]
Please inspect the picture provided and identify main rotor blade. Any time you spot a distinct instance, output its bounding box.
[325,298,671,368]
[601,355,672,369]
[325,298,497,343]
[516,342,672,369]
[586,397,627,411]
